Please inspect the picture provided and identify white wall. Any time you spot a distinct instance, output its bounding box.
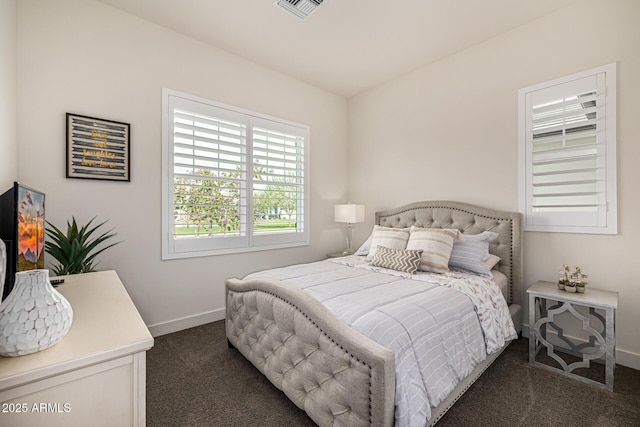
[0,0,17,190]
[348,0,640,369]
[17,0,349,335]
[14,0,640,369]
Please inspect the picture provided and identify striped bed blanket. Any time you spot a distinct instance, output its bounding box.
[245,256,517,427]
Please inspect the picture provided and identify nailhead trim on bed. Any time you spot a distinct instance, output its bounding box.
[226,201,522,427]
[226,287,376,426]
[376,202,520,306]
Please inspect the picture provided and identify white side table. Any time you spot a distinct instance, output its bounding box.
[527,281,618,391]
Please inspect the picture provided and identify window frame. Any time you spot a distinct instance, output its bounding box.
[161,88,310,259]
[518,63,617,235]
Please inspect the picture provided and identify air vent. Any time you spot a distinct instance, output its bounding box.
[274,0,324,20]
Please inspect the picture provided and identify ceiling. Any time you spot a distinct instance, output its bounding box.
[97,0,583,98]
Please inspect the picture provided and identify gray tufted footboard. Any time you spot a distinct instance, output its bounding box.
[226,277,396,427]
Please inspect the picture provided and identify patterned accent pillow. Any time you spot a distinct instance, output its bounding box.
[366,225,411,260]
[449,231,498,277]
[406,228,457,273]
[370,246,423,274]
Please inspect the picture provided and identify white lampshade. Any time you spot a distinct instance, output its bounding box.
[334,204,365,224]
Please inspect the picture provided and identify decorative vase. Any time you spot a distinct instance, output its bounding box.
[0,269,73,357]
[577,286,586,293]
[564,285,577,293]
[557,282,565,290]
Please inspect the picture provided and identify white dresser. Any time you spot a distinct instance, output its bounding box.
[0,270,154,426]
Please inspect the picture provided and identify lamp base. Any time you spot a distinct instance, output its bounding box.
[342,223,355,256]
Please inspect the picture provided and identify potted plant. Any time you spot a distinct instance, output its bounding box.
[558,264,571,290]
[45,216,121,276]
[574,266,588,293]
[558,265,590,293]
[564,280,577,293]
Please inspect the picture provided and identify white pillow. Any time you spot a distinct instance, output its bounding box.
[406,228,457,273]
[354,234,373,256]
[486,254,501,270]
[366,225,410,260]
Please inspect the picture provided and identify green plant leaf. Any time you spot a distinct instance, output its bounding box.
[45,216,122,275]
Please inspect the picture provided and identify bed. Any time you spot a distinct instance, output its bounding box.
[226,201,523,426]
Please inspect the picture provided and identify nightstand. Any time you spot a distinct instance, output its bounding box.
[527,280,618,391]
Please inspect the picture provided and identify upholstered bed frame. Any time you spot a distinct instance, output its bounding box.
[226,201,523,426]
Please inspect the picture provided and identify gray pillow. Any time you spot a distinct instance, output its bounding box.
[449,231,498,277]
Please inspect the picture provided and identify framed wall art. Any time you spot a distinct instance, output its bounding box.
[66,113,130,181]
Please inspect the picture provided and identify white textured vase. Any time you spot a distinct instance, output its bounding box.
[0,269,73,357]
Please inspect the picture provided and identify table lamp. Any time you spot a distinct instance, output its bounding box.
[334,203,365,255]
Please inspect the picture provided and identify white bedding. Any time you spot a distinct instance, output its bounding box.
[245,256,517,427]
[491,269,509,301]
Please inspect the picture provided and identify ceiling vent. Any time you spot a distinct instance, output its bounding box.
[274,0,324,20]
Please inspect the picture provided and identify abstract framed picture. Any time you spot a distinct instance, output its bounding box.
[66,113,130,181]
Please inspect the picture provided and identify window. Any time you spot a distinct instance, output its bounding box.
[518,63,617,234]
[162,89,309,259]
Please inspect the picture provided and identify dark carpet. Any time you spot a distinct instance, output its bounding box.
[147,320,640,427]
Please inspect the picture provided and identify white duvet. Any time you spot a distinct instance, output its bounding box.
[245,256,517,427]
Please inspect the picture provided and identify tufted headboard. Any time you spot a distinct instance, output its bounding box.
[375,201,523,306]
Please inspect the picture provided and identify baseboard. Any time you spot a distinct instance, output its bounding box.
[523,323,640,371]
[616,349,640,371]
[147,308,226,337]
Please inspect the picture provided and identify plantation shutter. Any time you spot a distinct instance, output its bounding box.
[162,89,310,258]
[251,117,307,247]
[519,64,617,234]
[169,96,249,253]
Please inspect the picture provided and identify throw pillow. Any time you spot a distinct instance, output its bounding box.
[486,254,502,270]
[370,246,423,274]
[354,234,373,256]
[449,231,498,277]
[406,228,456,273]
[366,225,411,260]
